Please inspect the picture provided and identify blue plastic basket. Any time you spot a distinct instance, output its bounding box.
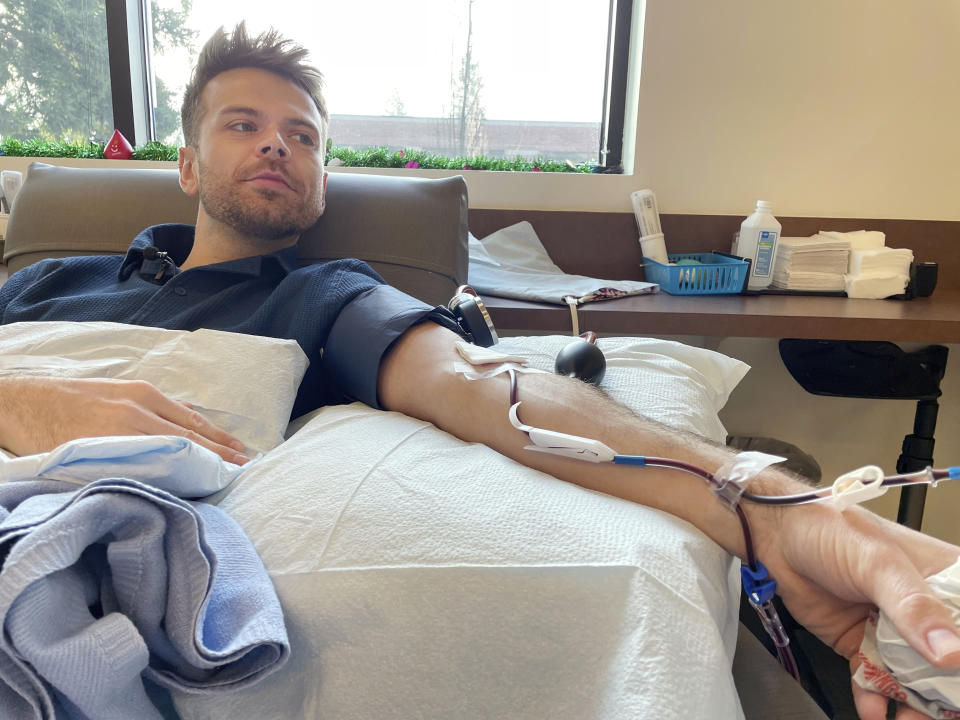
[644,253,750,295]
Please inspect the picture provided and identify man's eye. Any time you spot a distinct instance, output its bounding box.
[231,121,255,132]
[296,133,316,146]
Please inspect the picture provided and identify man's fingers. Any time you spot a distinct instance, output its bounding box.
[895,703,933,720]
[850,676,890,720]
[849,661,931,720]
[133,384,247,453]
[150,415,251,465]
[117,383,250,464]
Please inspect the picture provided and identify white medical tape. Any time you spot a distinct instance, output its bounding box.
[454,361,547,381]
[455,340,529,366]
[714,451,787,512]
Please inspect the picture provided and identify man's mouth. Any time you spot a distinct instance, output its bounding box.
[245,172,295,191]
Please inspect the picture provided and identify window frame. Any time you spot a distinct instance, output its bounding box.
[105,0,156,146]
[105,0,633,171]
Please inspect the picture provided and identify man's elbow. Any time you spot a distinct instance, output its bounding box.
[377,322,465,420]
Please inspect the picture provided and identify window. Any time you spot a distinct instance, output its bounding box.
[1,0,633,170]
[0,0,114,142]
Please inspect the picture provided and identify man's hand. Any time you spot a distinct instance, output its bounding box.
[0,376,251,464]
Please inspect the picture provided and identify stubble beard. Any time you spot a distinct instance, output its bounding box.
[198,163,323,244]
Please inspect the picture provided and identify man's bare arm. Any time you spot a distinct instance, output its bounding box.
[379,323,960,720]
[378,322,771,557]
[0,376,250,463]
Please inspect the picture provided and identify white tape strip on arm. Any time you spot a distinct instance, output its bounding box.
[453,340,549,380]
[713,451,787,511]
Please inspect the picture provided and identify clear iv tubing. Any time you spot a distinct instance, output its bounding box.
[614,454,802,679]
[507,371,954,681]
[505,370,804,679]
[739,468,958,505]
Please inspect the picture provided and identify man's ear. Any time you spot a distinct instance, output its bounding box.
[319,169,328,214]
[179,146,199,196]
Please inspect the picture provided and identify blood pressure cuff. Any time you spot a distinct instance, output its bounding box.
[323,284,435,409]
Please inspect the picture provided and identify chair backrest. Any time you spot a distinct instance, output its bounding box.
[3,162,468,305]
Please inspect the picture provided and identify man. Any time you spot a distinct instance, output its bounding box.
[0,23,957,720]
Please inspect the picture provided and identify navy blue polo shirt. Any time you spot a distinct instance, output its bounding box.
[0,224,434,417]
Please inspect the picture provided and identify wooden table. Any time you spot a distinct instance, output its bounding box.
[484,289,960,344]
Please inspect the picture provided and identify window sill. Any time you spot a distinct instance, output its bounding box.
[0,156,642,213]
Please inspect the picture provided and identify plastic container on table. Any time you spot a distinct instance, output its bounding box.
[734,200,781,291]
[644,252,750,295]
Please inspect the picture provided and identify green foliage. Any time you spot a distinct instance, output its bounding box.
[0,138,593,173]
[0,0,195,143]
[326,146,592,173]
[132,142,179,162]
[0,138,105,159]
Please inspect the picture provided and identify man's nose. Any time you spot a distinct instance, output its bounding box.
[258,131,290,159]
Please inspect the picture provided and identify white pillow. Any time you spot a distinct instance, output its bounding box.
[0,321,308,454]
[494,335,750,443]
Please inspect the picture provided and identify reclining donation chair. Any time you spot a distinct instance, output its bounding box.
[2,162,828,720]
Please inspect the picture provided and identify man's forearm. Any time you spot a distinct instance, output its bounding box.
[378,323,806,561]
[0,376,40,453]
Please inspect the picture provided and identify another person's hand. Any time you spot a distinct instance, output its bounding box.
[755,501,960,719]
[0,376,250,464]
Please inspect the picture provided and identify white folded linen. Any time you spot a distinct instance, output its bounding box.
[772,270,846,292]
[844,272,909,299]
[849,248,914,276]
[771,236,850,290]
[819,230,886,250]
[844,247,913,298]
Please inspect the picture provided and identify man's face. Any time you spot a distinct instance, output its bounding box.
[179,67,327,244]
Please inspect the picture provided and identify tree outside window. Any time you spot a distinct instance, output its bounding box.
[0,0,195,143]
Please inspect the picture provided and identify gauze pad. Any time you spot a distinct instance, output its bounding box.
[855,558,960,718]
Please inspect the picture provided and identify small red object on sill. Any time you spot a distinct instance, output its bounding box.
[104,129,134,160]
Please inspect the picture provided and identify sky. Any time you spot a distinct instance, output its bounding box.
[153,0,609,123]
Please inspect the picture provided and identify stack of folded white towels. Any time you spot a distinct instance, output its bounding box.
[823,230,914,299]
[770,230,913,298]
[771,235,851,291]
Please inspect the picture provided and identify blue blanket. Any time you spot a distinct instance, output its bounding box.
[0,437,289,719]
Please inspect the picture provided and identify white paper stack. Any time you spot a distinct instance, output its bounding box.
[771,235,851,291]
[819,229,915,299]
[848,247,914,276]
[819,230,886,251]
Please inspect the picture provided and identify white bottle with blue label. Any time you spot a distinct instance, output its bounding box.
[736,200,781,291]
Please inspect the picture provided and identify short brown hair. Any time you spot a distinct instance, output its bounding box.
[180,22,329,147]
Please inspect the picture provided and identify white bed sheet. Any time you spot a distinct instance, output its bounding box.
[176,401,745,719]
[0,322,750,718]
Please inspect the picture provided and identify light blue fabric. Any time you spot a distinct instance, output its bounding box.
[0,435,248,497]
[0,437,289,719]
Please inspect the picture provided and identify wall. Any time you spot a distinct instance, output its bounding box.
[622,0,960,539]
[2,1,957,538]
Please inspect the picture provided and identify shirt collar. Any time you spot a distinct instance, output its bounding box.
[119,224,301,280]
